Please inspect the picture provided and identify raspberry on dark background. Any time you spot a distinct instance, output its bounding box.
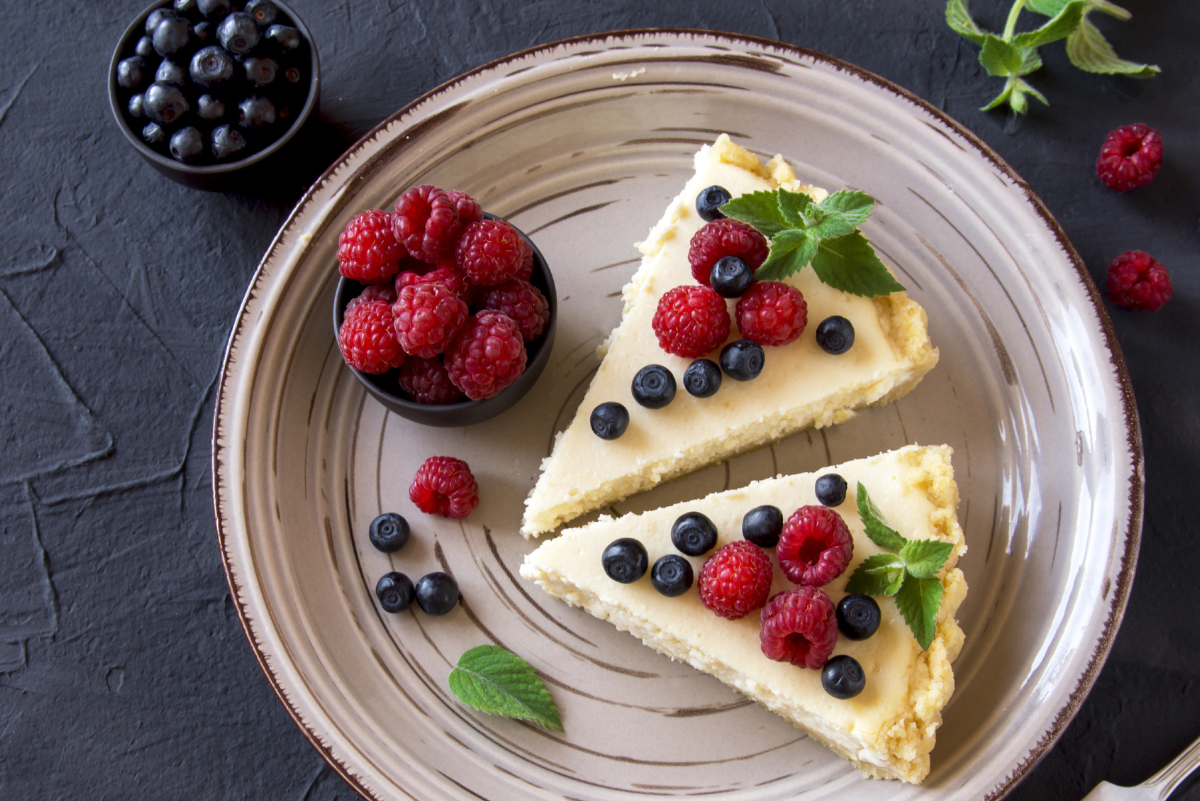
[1096,124,1163,192]
[1106,250,1172,311]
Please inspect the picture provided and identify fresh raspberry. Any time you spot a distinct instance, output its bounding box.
[391,283,469,358]
[1096,124,1163,191]
[516,246,534,282]
[651,285,731,358]
[344,283,397,315]
[482,279,550,342]
[398,356,465,405]
[447,190,483,225]
[735,281,807,346]
[1106,250,1172,311]
[455,219,531,286]
[337,299,404,374]
[444,311,527,400]
[688,219,769,285]
[396,263,474,306]
[759,587,839,669]
[337,210,406,284]
[409,456,479,519]
[698,541,774,620]
[393,185,462,262]
[776,506,854,587]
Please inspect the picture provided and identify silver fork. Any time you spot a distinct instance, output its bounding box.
[1083,733,1200,800]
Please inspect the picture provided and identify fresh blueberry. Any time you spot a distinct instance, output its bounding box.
[742,505,783,548]
[142,122,166,146]
[682,359,721,398]
[145,7,178,35]
[117,56,147,90]
[719,339,765,381]
[284,65,304,84]
[152,15,191,57]
[415,572,459,615]
[266,24,302,52]
[816,316,855,355]
[815,473,848,507]
[631,364,676,409]
[174,0,199,15]
[210,124,246,159]
[590,402,629,440]
[245,0,280,27]
[822,655,866,699]
[128,93,145,119]
[155,59,187,85]
[193,20,212,44]
[671,512,718,556]
[135,35,156,59]
[218,12,260,55]
[601,538,648,584]
[169,126,204,162]
[368,512,410,553]
[143,82,190,126]
[189,45,234,88]
[709,255,754,298]
[243,56,278,88]
[696,184,731,222]
[375,572,415,613]
[651,555,694,597]
[836,594,881,641]
[238,95,277,128]
[197,0,232,20]
[196,93,225,121]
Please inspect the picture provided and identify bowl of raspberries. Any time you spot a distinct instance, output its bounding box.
[333,185,557,427]
[108,0,319,191]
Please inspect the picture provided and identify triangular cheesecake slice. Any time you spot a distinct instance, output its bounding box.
[521,136,938,538]
[521,445,967,784]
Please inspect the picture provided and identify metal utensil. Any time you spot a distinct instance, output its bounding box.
[1083,733,1200,800]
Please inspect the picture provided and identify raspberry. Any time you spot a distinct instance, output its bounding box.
[398,356,466,405]
[735,281,807,346]
[391,283,469,359]
[482,279,550,342]
[455,219,531,286]
[1096,124,1163,192]
[759,587,839,669]
[688,219,769,285]
[516,246,534,282]
[776,506,854,587]
[1106,250,1172,311]
[396,263,474,307]
[409,456,479,519]
[651,285,731,358]
[444,311,528,400]
[337,209,406,284]
[344,283,397,315]
[698,541,774,620]
[337,299,404,374]
[393,185,462,262]
[447,190,483,225]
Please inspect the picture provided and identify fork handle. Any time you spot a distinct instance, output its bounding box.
[1145,732,1200,800]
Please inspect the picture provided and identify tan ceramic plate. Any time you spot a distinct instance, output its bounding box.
[212,31,1142,801]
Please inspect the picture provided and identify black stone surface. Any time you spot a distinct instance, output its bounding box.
[1,1,1197,798]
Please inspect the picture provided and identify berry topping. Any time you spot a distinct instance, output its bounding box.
[443,311,527,400]
[1106,250,1172,311]
[217,12,259,55]
[398,263,474,306]
[481,279,550,342]
[455,219,530,286]
[719,339,764,381]
[709,255,755,298]
[776,506,854,587]
[155,60,187,86]
[152,15,191,57]
[238,95,277,128]
[210,124,246,159]
[735,281,807,346]
[338,210,406,284]
[602,538,649,584]
[590,402,629,440]
[698,541,774,620]
[682,359,722,398]
[759,586,839,669]
[815,473,848,507]
[631,364,677,409]
[169,127,204,163]
[143,82,189,126]
[393,185,462,263]
[688,219,769,286]
[815,316,855,355]
[398,356,466,405]
[836,594,882,641]
[651,555,694,597]
[415,572,459,615]
[696,185,732,222]
[651,285,731,358]
[375,572,415,613]
[409,456,479,519]
[821,655,866,699]
[337,299,404,375]
[447,190,483,225]
[1096,123,1163,192]
[742,505,783,549]
[368,512,411,553]
[245,0,280,26]
[671,512,718,556]
[391,283,469,359]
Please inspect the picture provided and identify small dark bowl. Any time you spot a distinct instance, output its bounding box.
[108,0,320,192]
[333,216,558,427]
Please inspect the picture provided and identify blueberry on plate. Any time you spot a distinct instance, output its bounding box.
[682,358,721,398]
[651,554,694,597]
[245,0,281,27]
[190,45,235,88]
[243,56,278,88]
[142,122,166,146]
[742,505,783,548]
[218,12,260,55]
[836,594,881,641]
[696,184,731,222]
[375,572,415,613]
[169,126,204,163]
[631,364,676,409]
[197,0,232,20]
[816,316,855,355]
[210,124,246,160]
[368,512,410,553]
[238,95,277,128]
[152,15,191,57]
[815,473,848,507]
[709,255,754,298]
[601,538,648,583]
[671,511,718,556]
[155,59,187,85]
[143,82,189,126]
[590,401,629,440]
[719,339,765,381]
[196,93,225,121]
[117,56,147,91]
[266,24,302,52]
[415,572,459,615]
[822,654,866,699]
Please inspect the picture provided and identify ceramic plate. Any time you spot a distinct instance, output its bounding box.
[212,30,1142,801]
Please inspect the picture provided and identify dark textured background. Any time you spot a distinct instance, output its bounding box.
[1,1,1197,798]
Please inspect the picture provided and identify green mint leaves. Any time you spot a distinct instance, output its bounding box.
[945,0,1159,116]
[448,645,563,731]
[720,189,904,298]
[845,483,953,650]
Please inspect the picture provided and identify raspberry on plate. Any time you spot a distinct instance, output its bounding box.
[409,456,479,519]
[1106,250,1172,311]
[455,219,531,286]
[759,586,839,669]
[391,283,469,359]
[337,299,404,374]
[735,281,807,346]
[698,541,774,620]
[688,219,769,285]
[393,185,463,263]
[652,285,731,358]
[776,506,853,587]
[444,311,528,400]
[398,356,466,405]
[396,263,475,307]
[482,279,550,342]
[1096,124,1163,192]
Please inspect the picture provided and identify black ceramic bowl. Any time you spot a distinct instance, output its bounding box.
[333,216,557,427]
[108,0,320,191]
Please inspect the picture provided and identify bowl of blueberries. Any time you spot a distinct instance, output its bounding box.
[108,0,319,191]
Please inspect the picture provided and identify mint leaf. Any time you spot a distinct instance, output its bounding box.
[982,82,1014,111]
[1012,0,1085,49]
[845,553,907,596]
[894,575,943,650]
[810,190,875,239]
[1025,0,1070,14]
[1017,46,1044,75]
[811,232,905,297]
[1065,16,1160,77]
[945,0,987,45]
[978,34,1026,76]
[756,229,815,281]
[448,645,563,731]
[776,189,815,228]
[855,482,907,552]
[899,539,955,579]
[720,190,789,238]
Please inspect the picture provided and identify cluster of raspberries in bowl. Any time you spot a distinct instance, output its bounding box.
[333,185,556,427]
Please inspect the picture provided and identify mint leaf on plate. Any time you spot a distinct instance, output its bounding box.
[845,553,907,597]
[448,645,563,731]
[894,574,943,651]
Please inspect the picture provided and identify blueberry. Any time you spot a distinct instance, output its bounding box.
[174,0,199,15]
[245,0,280,27]
[671,512,718,556]
[742,505,783,548]
[128,93,145,119]
[821,655,866,699]
[836,594,881,641]
[601,538,648,584]
[117,56,147,90]
[696,185,731,222]
[197,0,232,20]
[155,59,187,85]
[145,7,178,35]
[142,121,166,146]
[143,82,190,126]
[218,12,260,55]
[590,402,629,440]
[190,45,234,88]
[243,56,278,88]
[709,255,754,298]
[284,65,304,84]
[197,93,226,121]
[682,359,721,398]
[210,124,246,160]
[152,16,191,57]
[135,35,156,59]
[238,95,277,128]
[816,316,855,355]
[375,572,415,613]
[368,512,410,553]
[415,572,459,615]
[631,364,676,409]
[193,20,212,44]
[266,24,302,52]
[815,473,848,507]
[651,555,694,597]
[719,339,764,381]
[169,126,203,162]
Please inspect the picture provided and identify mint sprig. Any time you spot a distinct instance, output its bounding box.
[448,645,563,731]
[720,188,904,298]
[844,483,953,650]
